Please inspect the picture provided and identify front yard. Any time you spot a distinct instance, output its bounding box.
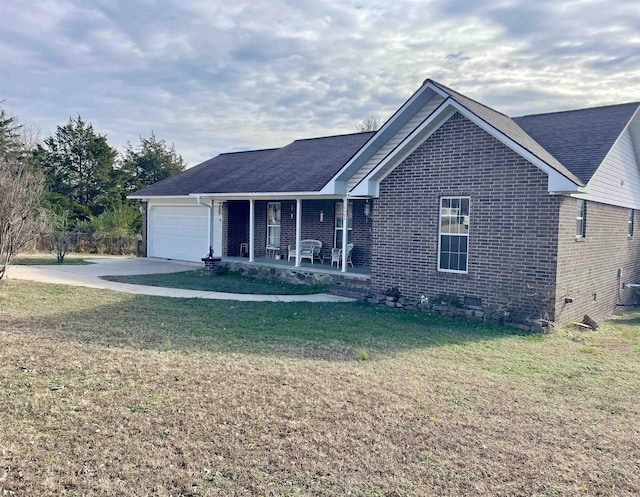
[101,269,329,295]
[0,280,639,496]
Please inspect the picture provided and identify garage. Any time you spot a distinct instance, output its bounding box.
[147,204,210,262]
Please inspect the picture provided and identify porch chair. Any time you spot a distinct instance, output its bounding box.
[330,243,354,268]
[288,239,322,264]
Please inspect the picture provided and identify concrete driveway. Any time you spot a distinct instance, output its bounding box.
[6,257,353,302]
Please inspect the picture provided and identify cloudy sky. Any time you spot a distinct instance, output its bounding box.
[2,0,639,166]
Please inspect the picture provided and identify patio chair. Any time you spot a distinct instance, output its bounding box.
[330,243,354,268]
[288,239,322,264]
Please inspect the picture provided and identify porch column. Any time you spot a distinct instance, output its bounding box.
[341,196,348,273]
[209,200,214,254]
[249,199,255,262]
[295,198,302,267]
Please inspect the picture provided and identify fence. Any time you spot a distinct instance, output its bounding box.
[34,232,141,256]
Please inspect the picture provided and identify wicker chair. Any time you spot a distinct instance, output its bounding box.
[330,243,354,268]
[288,239,322,264]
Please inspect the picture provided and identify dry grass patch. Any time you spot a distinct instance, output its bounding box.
[1,281,639,496]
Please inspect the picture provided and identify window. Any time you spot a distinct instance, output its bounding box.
[335,201,353,249]
[267,202,281,248]
[629,209,634,237]
[576,199,586,238]
[438,197,470,273]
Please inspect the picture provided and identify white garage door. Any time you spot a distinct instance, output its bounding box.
[148,205,209,262]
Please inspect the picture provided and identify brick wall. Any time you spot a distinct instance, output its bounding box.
[372,112,561,320]
[555,198,640,323]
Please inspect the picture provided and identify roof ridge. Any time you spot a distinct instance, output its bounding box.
[425,79,511,119]
[292,130,376,142]
[218,147,280,156]
[514,101,640,119]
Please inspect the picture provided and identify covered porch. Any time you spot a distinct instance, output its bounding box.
[202,196,374,275]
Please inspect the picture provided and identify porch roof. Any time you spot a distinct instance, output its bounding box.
[131,131,374,199]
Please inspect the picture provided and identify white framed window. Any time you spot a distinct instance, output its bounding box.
[335,201,353,249]
[629,209,634,237]
[576,199,586,238]
[438,197,470,273]
[267,202,281,248]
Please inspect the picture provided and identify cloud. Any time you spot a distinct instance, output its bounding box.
[0,0,638,166]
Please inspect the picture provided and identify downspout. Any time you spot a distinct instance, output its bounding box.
[196,195,214,256]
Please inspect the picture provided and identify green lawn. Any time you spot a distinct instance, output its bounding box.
[1,280,639,496]
[11,254,92,265]
[101,269,329,295]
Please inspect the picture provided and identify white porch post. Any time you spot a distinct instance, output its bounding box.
[249,199,255,262]
[295,198,302,267]
[209,200,214,254]
[341,196,348,273]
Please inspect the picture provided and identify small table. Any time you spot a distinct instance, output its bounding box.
[239,243,248,258]
[266,246,280,259]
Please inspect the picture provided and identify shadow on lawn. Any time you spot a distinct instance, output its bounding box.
[10,293,525,361]
[607,309,640,327]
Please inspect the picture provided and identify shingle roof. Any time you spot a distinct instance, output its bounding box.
[428,80,585,186]
[132,80,638,198]
[132,148,278,197]
[132,131,374,196]
[513,102,639,184]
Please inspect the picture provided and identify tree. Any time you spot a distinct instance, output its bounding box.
[0,108,44,280]
[38,115,117,219]
[356,114,382,132]
[118,132,186,197]
[41,209,71,263]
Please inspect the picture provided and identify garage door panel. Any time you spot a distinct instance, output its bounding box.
[148,205,209,262]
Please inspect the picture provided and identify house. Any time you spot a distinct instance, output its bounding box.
[130,79,640,324]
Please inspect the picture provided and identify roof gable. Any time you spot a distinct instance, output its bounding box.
[132,78,638,207]
[513,102,640,184]
[428,80,583,185]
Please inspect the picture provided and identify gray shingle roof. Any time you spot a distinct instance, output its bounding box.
[132,80,638,198]
[428,80,585,186]
[132,148,278,197]
[513,102,639,184]
[132,131,374,197]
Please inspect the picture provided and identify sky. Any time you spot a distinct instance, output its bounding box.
[1,0,639,166]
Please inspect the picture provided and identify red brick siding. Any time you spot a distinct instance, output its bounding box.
[555,198,640,323]
[372,112,561,319]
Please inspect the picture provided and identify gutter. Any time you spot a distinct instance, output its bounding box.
[196,195,215,256]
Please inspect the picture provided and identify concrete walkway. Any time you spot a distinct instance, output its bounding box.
[6,257,354,302]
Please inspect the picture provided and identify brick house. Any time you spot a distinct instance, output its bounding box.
[131,79,640,324]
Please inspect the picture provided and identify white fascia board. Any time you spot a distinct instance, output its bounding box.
[350,101,456,197]
[320,82,435,195]
[564,191,640,210]
[350,98,582,197]
[127,195,193,200]
[188,192,347,200]
[445,101,581,193]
